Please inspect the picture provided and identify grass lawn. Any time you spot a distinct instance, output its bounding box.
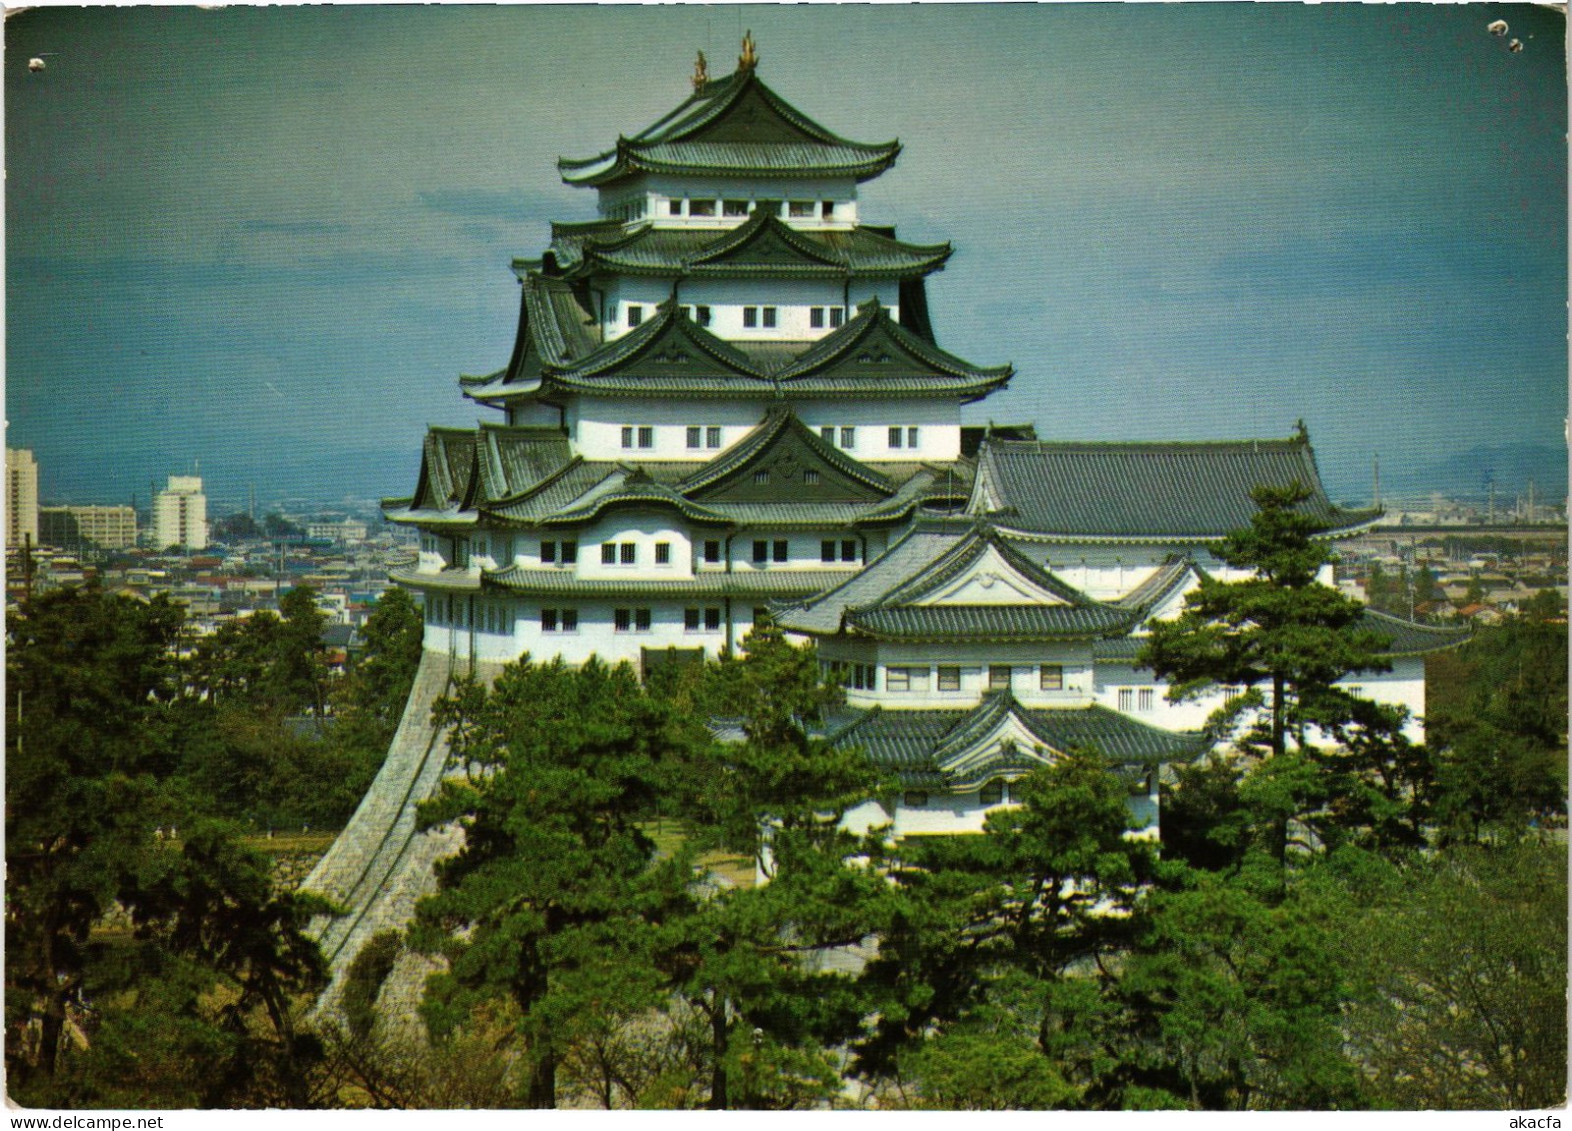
[642,819,755,889]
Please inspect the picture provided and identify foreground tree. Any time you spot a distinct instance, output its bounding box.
[1141,483,1388,761]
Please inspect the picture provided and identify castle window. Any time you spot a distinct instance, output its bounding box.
[1040,664,1064,691]
[788,200,815,217]
[614,608,652,633]
[773,540,788,562]
[620,543,636,565]
[820,426,835,444]
[989,665,1012,691]
[541,540,556,564]
[666,199,684,216]
[830,307,845,328]
[621,426,634,449]
[601,543,616,564]
[703,540,721,564]
[937,666,961,692]
[687,426,703,449]
[907,426,920,449]
[723,199,749,217]
[810,307,825,329]
[743,307,758,328]
[753,470,769,485]
[627,305,644,328]
[654,542,671,565]
[839,425,855,448]
[841,540,857,562]
[1117,688,1134,712]
[888,427,904,450]
[803,470,819,486]
[752,540,767,564]
[821,200,835,219]
[689,198,716,217]
[541,608,558,632]
[684,607,700,631]
[561,541,577,564]
[706,426,721,448]
[821,540,836,563]
[886,667,910,692]
[683,608,721,632]
[637,426,654,449]
[541,608,577,633]
[1138,688,1155,711]
[979,780,1004,807]
[762,306,777,328]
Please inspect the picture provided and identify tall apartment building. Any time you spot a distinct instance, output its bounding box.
[6,448,39,549]
[39,505,139,550]
[151,475,208,551]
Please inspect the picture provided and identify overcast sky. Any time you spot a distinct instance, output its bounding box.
[6,3,1566,507]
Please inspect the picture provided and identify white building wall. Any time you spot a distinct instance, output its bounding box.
[601,276,897,343]
[6,448,39,548]
[842,789,1160,839]
[579,511,694,581]
[819,638,1097,710]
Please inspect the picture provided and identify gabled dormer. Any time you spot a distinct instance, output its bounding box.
[681,407,895,504]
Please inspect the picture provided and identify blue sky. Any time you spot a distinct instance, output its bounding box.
[6,4,1566,508]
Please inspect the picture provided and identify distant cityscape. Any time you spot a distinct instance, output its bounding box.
[6,445,1566,644]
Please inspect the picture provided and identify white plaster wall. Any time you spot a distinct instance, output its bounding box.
[820,639,1096,710]
[579,511,695,581]
[792,397,963,462]
[569,398,769,461]
[629,173,859,226]
[841,791,1160,839]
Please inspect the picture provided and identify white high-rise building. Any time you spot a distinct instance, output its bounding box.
[152,475,208,551]
[6,448,39,549]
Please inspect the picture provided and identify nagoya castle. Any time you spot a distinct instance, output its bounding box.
[305,36,1462,996]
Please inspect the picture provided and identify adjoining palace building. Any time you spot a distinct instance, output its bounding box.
[383,38,1465,835]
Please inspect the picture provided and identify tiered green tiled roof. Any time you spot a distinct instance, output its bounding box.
[548,209,951,280]
[1092,608,1471,664]
[827,697,1203,789]
[558,67,900,188]
[974,435,1381,541]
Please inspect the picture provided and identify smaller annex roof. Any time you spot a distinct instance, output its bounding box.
[971,433,1381,542]
[775,519,1139,643]
[826,695,1203,790]
[548,209,951,281]
[1092,607,1472,664]
[558,65,900,188]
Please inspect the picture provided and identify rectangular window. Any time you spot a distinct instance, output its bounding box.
[685,607,701,632]
[638,426,654,449]
[743,307,758,328]
[561,541,577,565]
[989,665,1012,691]
[788,200,815,217]
[753,540,767,564]
[820,426,835,444]
[561,609,577,632]
[889,426,904,449]
[703,540,721,564]
[830,307,845,328]
[635,608,651,632]
[689,198,716,217]
[666,199,684,216]
[773,540,788,563]
[627,305,643,328]
[614,608,631,632]
[886,667,910,692]
[621,426,635,449]
[821,200,835,219]
[841,540,857,563]
[762,306,777,328]
[723,199,749,217]
[753,470,769,485]
[810,307,825,329]
[822,540,837,563]
[541,608,558,632]
[620,543,636,565]
[937,666,961,692]
[694,305,712,327]
[706,426,721,448]
[541,540,556,564]
[840,425,855,447]
[1117,688,1135,712]
[602,543,617,565]
[979,780,1004,806]
[907,426,920,449]
[704,607,721,631]
[1138,688,1155,712]
[654,542,671,565]
[1040,664,1064,691]
[687,426,703,449]
[803,470,819,485]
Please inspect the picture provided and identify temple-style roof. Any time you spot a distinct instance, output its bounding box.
[548,209,951,280]
[775,520,1138,642]
[384,412,968,533]
[1092,608,1472,664]
[826,696,1203,790]
[558,67,900,188]
[971,435,1381,541]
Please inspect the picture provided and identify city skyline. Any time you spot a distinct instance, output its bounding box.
[7,4,1567,507]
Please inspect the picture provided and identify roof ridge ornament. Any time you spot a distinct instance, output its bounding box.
[692,50,708,92]
[739,30,758,72]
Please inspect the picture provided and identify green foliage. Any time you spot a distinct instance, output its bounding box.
[1339,841,1567,1109]
[1141,483,1388,760]
[341,931,403,1042]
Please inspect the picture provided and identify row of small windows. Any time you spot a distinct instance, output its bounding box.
[624,303,847,330]
[751,468,819,486]
[600,541,674,566]
[614,423,912,454]
[427,596,515,635]
[1115,687,1157,712]
[900,780,1018,809]
[656,198,838,220]
[541,606,767,634]
[828,662,1067,693]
